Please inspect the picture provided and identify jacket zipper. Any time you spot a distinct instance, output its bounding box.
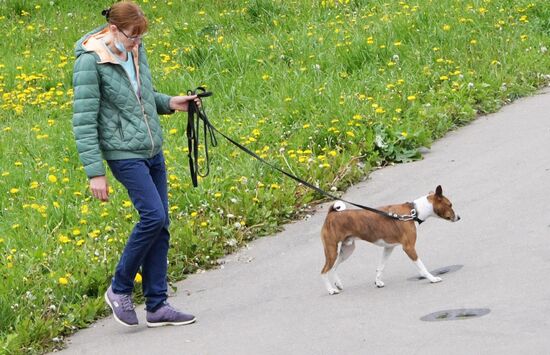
[118,62,156,157]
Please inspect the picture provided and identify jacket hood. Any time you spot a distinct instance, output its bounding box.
[74,24,139,64]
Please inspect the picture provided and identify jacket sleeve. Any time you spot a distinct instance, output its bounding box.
[154,91,174,115]
[72,52,105,178]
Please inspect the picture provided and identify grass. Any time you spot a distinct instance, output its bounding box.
[1,0,549,353]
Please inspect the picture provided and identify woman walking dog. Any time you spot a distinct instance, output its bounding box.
[72,1,198,327]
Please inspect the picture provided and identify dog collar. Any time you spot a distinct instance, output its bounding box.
[413,211,424,224]
[410,204,424,224]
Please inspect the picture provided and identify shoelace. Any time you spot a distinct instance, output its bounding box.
[119,294,135,311]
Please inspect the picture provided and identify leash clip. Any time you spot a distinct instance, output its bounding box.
[397,208,417,221]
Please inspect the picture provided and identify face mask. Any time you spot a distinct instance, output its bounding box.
[115,39,127,54]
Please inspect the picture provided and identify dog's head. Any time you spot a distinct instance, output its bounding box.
[428,185,460,222]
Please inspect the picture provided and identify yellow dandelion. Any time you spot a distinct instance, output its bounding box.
[48,175,57,183]
[135,273,143,283]
[407,95,417,101]
[58,277,69,285]
[58,235,71,244]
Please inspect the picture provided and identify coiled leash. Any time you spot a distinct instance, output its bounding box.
[186,87,217,187]
[185,87,421,223]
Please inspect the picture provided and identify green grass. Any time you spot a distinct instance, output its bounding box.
[1,0,549,353]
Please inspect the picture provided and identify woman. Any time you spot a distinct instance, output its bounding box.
[72,1,197,327]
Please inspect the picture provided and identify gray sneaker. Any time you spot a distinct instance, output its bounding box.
[146,303,196,328]
[104,286,138,327]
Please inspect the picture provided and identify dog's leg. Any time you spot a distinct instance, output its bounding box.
[403,245,442,283]
[332,238,355,290]
[414,259,442,283]
[321,241,340,295]
[375,246,394,288]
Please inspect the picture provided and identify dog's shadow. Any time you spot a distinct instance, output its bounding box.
[407,264,463,281]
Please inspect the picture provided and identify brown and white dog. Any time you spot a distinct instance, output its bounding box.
[320,185,460,295]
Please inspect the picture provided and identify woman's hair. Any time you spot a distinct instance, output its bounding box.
[102,1,148,35]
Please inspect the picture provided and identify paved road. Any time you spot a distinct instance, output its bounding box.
[58,88,550,355]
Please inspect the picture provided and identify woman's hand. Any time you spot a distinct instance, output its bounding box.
[169,95,201,112]
[90,175,109,202]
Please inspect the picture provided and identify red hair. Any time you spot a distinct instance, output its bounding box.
[103,1,148,35]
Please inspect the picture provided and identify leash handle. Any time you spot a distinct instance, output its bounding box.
[186,87,217,187]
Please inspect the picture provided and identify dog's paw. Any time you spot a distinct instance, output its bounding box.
[334,281,343,291]
[375,279,385,288]
[429,276,442,283]
[328,288,341,295]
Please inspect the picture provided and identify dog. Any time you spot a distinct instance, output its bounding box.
[320,185,460,295]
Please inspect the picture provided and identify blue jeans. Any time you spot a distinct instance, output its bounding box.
[107,152,169,311]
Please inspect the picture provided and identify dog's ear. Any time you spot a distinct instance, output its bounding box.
[435,185,443,196]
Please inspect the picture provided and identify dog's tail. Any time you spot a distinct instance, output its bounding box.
[329,201,346,213]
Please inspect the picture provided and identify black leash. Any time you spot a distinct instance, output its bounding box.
[185,87,420,223]
[186,87,217,187]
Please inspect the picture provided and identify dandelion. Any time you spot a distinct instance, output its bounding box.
[80,204,89,214]
[442,24,451,31]
[72,229,81,236]
[440,75,449,81]
[214,192,222,198]
[9,188,19,194]
[134,273,142,283]
[407,95,416,101]
[58,234,71,243]
[58,277,69,285]
[262,74,270,81]
[169,128,177,135]
[48,175,57,183]
[401,131,408,138]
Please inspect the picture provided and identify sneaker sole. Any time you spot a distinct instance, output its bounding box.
[104,291,139,327]
[146,317,196,328]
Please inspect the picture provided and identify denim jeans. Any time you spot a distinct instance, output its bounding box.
[107,152,169,311]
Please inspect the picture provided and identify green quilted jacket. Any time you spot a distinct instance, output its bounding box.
[72,25,174,178]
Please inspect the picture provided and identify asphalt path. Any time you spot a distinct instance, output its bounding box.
[58,88,550,355]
